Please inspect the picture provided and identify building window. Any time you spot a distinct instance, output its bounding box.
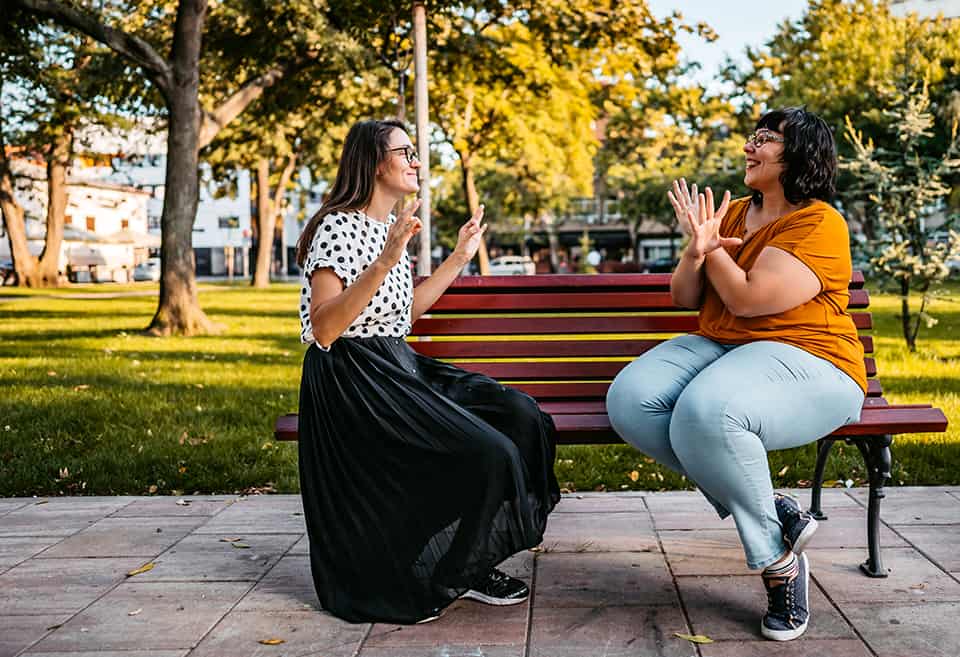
[218,215,240,229]
[121,219,129,229]
[86,216,96,232]
[65,215,73,225]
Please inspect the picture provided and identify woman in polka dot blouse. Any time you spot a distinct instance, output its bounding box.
[294,119,559,625]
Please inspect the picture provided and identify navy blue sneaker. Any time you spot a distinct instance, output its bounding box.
[775,493,818,554]
[761,553,810,641]
[461,568,529,606]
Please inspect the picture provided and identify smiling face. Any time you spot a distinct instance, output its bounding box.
[377,128,420,197]
[743,126,786,193]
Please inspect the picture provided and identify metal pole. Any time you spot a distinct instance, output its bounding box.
[413,1,431,275]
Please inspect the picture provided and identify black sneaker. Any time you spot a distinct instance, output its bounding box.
[460,568,529,606]
[761,553,810,641]
[775,493,818,554]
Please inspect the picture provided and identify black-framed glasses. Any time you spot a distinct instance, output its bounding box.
[387,145,420,165]
[745,129,785,148]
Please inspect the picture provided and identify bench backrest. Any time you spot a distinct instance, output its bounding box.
[409,272,880,400]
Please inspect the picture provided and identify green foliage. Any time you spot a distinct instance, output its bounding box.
[842,84,960,349]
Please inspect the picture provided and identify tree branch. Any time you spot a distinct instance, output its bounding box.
[198,63,296,149]
[12,0,173,95]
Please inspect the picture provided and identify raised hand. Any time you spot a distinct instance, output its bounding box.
[379,199,422,267]
[453,204,487,261]
[688,187,739,258]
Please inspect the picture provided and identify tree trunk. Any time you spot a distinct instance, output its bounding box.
[147,0,216,336]
[460,155,489,274]
[0,88,39,287]
[36,127,72,286]
[900,278,916,352]
[252,157,273,288]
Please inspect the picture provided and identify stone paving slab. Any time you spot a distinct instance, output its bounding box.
[0,500,130,538]
[0,488,957,657]
[528,605,692,657]
[0,537,61,570]
[188,610,368,657]
[846,488,960,524]
[0,615,67,657]
[134,533,300,582]
[535,552,677,607]
[38,517,204,559]
[0,557,145,616]
[540,512,658,552]
[28,581,251,652]
[843,602,960,657]
[111,497,236,518]
[809,547,960,603]
[677,575,856,640]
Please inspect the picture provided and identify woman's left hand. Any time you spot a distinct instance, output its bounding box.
[453,205,487,262]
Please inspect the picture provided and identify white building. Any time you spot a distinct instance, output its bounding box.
[0,155,154,282]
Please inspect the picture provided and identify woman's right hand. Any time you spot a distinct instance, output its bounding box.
[378,199,422,267]
[668,181,739,260]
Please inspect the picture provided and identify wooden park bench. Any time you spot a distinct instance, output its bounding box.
[275,272,948,578]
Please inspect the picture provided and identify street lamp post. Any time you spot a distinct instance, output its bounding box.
[413,1,431,275]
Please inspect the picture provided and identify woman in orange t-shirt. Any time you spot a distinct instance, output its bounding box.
[606,108,866,642]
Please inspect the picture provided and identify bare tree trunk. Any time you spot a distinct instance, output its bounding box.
[900,278,916,353]
[460,154,489,274]
[0,88,39,287]
[147,0,216,336]
[36,127,72,286]
[252,157,272,288]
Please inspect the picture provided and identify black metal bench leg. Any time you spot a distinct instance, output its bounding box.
[853,435,893,578]
[809,438,834,520]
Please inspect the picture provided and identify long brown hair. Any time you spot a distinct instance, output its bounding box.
[296,118,407,266]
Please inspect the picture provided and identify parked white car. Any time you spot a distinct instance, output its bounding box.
[488,255,535,276]
[133,257,161,282]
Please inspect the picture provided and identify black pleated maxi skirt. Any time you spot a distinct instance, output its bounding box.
[297,336,560,624]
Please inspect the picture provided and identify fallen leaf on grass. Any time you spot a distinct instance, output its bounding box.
[777,465,789,477]
[73,384,90,391]
[126,563,155,577]
[628,470,639,482]
[674,632,714,644]
[47,370,57,377]
[128,608,142,616]
[258,638,285,645]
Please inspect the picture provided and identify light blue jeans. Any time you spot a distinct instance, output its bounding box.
[606,335,864,569]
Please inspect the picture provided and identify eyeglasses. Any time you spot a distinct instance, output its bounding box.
[745,129,785,148]
[387,145,420,165]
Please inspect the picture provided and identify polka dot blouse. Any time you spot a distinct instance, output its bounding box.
[299,210,413,348]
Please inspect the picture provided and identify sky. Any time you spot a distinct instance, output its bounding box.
[646,0,811,89]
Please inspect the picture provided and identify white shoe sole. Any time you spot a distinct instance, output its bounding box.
[791,517,819,554]
[460,589,528,606]
[761,553,810,642]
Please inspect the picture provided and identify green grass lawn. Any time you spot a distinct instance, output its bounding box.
[1,280,958,497]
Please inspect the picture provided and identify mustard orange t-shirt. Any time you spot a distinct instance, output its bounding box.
[694,197,867,392]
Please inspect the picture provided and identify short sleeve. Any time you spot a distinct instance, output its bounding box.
[302,213,359,287]
[765,207,852,291]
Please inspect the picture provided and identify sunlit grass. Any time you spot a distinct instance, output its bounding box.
[0,280,957,496]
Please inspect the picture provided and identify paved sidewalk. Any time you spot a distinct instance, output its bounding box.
[2,488,959,657]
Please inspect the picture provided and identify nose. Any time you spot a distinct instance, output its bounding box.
[743,141,755,155]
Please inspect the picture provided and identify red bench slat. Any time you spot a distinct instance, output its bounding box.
[422,270,866,291]
[275,404,945,442]
[412,313,872,335]
[426,288,870,312]
[441,356,877,381]
[410,335,874,358]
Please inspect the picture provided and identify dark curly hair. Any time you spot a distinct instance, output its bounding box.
[751,107,837,207]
